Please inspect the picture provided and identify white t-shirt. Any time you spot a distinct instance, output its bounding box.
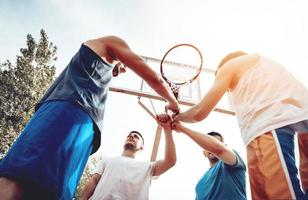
[230,55,308,145]
[89,156,156,200]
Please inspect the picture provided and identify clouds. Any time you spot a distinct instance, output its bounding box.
[2,0,308,82]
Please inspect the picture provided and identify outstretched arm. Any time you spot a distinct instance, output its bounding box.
[152,114,177,176]
[80,173,101,200]
[173,62,234,123]
[107,36,179,112]
[173,122,236,165]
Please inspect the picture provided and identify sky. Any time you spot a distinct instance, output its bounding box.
[1,0,308,199]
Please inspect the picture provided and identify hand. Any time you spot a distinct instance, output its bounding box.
[171,112,179,121]
[165,101,179,115]
[172,112,182,122]
[156,113,172,132]
[112,62,127,77]
[171,121,184,133]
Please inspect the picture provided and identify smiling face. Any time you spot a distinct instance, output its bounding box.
[123,131,144,151]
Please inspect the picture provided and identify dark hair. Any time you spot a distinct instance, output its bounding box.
[207,131,224,142]
[129,131,144,144]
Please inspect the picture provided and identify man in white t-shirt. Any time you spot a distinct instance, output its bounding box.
[80,113,176,200]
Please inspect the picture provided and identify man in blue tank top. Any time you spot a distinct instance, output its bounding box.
[0,36,179,200]
[172,122,247,200]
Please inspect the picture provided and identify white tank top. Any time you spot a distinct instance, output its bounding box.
[230,55,308,145]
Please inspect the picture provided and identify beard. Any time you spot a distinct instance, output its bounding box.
[124,142,136,151]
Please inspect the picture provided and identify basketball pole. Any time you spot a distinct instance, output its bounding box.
[138,98,162,161]
[150,125,162,162]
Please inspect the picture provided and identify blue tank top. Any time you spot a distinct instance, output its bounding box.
[36,44,113,154]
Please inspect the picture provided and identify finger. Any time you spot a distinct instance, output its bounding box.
[172,108,180,115]
[172,125,176,130]
[173,113,180,121]
[120,66,126,73]
[171,113,178,121]
[157,114,167,123]
[162,116,168,122]
[112,67,119,77]
[167,114,171,121]
[165,113,172,121]
[171,122,176,129]
[156,115,162,122]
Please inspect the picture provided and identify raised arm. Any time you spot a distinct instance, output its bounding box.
[80,173,101,200]
[152,114,177,176]
[173,122,236,165]
[173,60,234,123]
[107,36,179,112]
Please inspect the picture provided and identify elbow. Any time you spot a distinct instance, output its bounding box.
[212,145,228,158]
[167,156,177,169]
[170,157,177,167]
[192,114,203,122]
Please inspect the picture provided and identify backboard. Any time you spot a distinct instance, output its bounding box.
[109,55,235,115]
[109,55,235,161]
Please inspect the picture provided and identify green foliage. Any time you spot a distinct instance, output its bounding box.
[73,156,99,199]
[0,29,57,158]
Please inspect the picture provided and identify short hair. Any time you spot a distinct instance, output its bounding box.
[207,131,224,142]
[129,130,144,144]
[215,51,247,75]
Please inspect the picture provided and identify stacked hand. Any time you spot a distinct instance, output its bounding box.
[165,102,180,115]
[156,113,172,132]
[156,110,183,133]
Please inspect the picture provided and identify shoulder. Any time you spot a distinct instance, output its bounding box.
[88,36,126,45]
[96,156,116,166]
[219,54,259,89]
[221,54,258,72]
[95,156,123,168]
[83,36,130,61]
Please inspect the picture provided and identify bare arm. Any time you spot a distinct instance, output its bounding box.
[173,122,236,165]
[153,114,177,176]
[80,173,101,200]
[107,36,179,111]
[174,63,234,123]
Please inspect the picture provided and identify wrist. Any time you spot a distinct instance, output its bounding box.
[175,113,182,121]
[169,98,177,105]
[166,128,172,133]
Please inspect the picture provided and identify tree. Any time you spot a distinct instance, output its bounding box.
[0,29,57,158]
[73,155,99,199]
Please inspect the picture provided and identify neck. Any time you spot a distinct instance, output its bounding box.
[122,150,136,158]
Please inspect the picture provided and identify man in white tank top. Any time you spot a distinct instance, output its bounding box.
[80,114,176,200]
[174,51,308,200]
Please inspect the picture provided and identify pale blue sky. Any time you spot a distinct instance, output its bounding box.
[2,0,308,82]
[1,0,308,199]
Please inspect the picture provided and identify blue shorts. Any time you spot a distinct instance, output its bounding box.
[0,101,94,200]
